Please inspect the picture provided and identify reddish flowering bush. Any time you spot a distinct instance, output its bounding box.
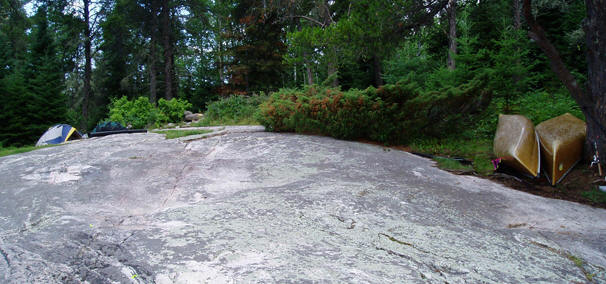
[256,75,491,144]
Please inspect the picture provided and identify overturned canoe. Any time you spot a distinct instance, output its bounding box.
[535,113,586,185]
[493,114,541,177]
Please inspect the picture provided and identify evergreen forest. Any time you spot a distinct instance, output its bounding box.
[0,0,604,159]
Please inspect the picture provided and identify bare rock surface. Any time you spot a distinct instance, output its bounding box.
[0,125,605,283]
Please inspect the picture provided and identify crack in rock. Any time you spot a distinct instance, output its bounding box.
[69,232,153,283]
[378,233,430,254]
[528,240,600,283]
[331,214,356,229]
[0,246,10,267]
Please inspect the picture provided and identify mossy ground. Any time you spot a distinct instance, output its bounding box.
[153,129,213,139]
[408,138,494,176]
[192,117,259,127]
[0,144,59,158]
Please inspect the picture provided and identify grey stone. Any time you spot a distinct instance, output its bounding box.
[0,126,604,283]
[184,113,202,122]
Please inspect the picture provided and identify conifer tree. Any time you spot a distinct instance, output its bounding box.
[0,0,38,146]
[25,6,66,136]
[226,0,286,95]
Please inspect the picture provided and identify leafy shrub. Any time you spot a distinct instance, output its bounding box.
[108,96,159,129]
[158,98,193,123]
[199,94,268,126]
[108,96,193,128]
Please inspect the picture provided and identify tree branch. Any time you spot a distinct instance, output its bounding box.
[286,15,326,28]
[522,0,585,103]
[393,0,449,35]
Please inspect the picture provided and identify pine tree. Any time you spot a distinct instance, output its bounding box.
[227,0,286,95]
[0,71,38,146]
[25,6,67,137]
[0,1,43,146]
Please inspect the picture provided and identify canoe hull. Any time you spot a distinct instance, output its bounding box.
[535,113,586,185]
[493,114,540,177]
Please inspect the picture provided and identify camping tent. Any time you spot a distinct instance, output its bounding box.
[35,124,82,146]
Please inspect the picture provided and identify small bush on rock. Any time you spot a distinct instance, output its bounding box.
[158,98,193,123]
[199,94,268,126]
[108,97,160,129]
[108,96,192,128]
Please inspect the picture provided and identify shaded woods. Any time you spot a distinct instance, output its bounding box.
[0,0,603,161]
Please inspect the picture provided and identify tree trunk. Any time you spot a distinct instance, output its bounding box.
[161,0,175,100]
[447,0,457,70]
[322,0,338,87]
[149,0,159,104]
[512,0,522,86]
[523,0,584,106]
[304,52,313,85]
[216,15,224,86]
[82,0,92,130]
[149,45,158,103]
[373,54,383,87]
[327,58,338,87]
[583,0,606,162]
[513,0,521,29]
[524,0,606,162]
[218,36,224,85]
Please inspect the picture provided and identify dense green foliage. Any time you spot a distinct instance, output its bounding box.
[198,94,267,126]
[0,0,597,148]
[158,98,194,123]
[258,72,491,144]
[108,97,161,129]
[108,96,192,129]
[0,5,66,146]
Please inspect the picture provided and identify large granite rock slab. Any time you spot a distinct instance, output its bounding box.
[0,126,605,283]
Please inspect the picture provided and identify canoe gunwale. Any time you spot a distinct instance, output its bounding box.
[535,131,541,177]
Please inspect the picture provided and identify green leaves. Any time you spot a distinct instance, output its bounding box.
[158,98,193,123]
[201,94,267,126]
[108,96,192,129]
